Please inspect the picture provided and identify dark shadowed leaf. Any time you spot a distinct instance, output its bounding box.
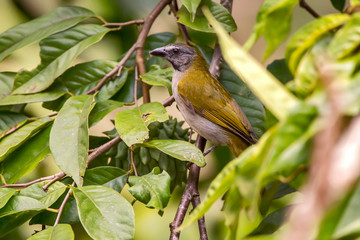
[331,0,346,11]
[89,100,124,127]
[0,196,46,237]
[84,166,127,192]
[0,111,27,139]
[0,117,51,162]
[0,125,52,184]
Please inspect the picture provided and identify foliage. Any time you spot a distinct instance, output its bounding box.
[0,0,359,240]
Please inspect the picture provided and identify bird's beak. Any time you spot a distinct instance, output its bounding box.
[149,47,167,58]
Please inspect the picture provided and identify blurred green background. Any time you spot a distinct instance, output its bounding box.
[0,0,335,239]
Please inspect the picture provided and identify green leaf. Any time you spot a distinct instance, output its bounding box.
[128,168,171,209]
[0,126,52,184]
[0,6,95,62]
[59,60,127,100]
[203,7,298,121]
[249,207,287,236]
[329,13,360,59]
[13,24,110,94]
[140,65,173,94]
[331,0,346,11]
[0,188,16,209]
[285,14,350,73]
[177,1,237,33]
[89,100,124,127]
[0,111,27,139]
[0,91,65,106]
[180,0,202,22]
[0,72,16,98]
[144,32,176,50]
[84,166,127,192]
[0,196,46,237]
[50,95,95,186]
[0,117,52,162]
[72,185,135,240]
[18,181,66,207]
[28,224,74,240]
[332,183,360,239]
[244,0,298,59]
[142,140,205,167]
[266,59,293,85]
[115,102,168,146]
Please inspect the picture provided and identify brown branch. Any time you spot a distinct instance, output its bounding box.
[134,65,139,107]
[42,172,66,191]
[85,44,137,95]
[53,182,75,227]
[170,0,191,44]
[103,19,145,27]
[0,175,59,189]
[299,0,320,18]
[162,95,175,107]
[170,136,207,240]
[135,0,172,104]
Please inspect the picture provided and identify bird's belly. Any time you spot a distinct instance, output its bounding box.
[173,95,229,146]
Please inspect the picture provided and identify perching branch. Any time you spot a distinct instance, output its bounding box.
[299,0,320,18]
[53,182,75,227]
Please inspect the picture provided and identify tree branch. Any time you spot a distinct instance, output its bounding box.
[135,0,172,104]
[103,19,145,27]
[53,182,75,227]
[299,0,320,18]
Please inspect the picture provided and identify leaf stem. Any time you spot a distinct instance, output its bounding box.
[53,182,75,227]
[103,19,145,27]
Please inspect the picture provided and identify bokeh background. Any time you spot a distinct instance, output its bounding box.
[0,0,335,239]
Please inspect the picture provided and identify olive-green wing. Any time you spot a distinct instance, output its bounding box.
[178,71,256,144]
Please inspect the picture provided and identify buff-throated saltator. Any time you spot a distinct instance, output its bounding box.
[150,43,257,156]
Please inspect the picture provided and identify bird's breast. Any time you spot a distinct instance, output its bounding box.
[172,70,230,146]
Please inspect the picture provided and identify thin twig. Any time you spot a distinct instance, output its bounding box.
[85,44,137,95]
[134,65,139,107]
[42,172,66,191]
[299,0,320,18]
[0,175,58,189]
[170,0,191,44]
[135,0,172,104]
[53,182,75,227]
[103,19,145,27]
[130,149,138,176]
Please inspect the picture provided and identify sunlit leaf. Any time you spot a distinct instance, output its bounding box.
[177,1,237,33]
[128,168,171,210]
[50,95,95,186]
[18,181,67,207]
[13,24,110,94]
[0,72,15,98]
[141,65,173,94]
[285,14,350,73]
[203,7,298,121]
[0,6,95,62]
[0,91,65,106]
[28,224,74,240]
[0,112,27,139]
[142,140,205,167]
[72,185,135,240]
[244,0,298,59]
[329,13,360,59]
[115,102,168,146]
[0,188,16,209]
[180,0,202,22]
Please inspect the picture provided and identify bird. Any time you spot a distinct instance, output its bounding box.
[150,43,257,156]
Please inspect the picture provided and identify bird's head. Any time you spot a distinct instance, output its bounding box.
[150,43,197,72]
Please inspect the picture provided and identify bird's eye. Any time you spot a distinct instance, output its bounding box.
[172,48,178,53]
